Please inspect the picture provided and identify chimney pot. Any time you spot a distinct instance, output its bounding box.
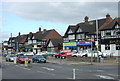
[43,29,46,32]
[84,16,89,24]
[29,32,32,34]
[18,32,20,36]
[39,27,41,33]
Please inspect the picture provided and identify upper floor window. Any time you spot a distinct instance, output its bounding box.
[105,30,111,36]
[28,40,32,44]
[105,44,110,50]
[116,44,120,50]
[33,40,37,43]
[68,35,75,40]
[76,34,84,39]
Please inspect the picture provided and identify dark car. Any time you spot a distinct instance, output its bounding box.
[32,55,46,63]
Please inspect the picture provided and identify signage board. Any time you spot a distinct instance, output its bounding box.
[63,42,76,46]
[77,41,92,46]
[34,45,37,48]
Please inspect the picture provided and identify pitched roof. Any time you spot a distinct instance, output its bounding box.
[64,25,77,36]
[48,38,63,47]
[34,30,52,40]
[99,17,120,31]
[77,18,106,34]
[15,35,27,44]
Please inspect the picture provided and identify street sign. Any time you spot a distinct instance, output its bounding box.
[25,58,28,65]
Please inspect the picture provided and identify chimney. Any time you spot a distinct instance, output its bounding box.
[43,29,46,32]
[18,32,20,37]
[29,32,32,34]
[106,13,112,23]
[84,16,89,24]
[39,27,41,33]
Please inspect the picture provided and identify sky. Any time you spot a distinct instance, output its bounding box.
[0,0,119,42]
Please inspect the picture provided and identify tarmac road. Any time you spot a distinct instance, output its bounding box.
[1,57,119,81]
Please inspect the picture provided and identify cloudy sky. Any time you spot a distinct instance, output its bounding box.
[0,0,119,41]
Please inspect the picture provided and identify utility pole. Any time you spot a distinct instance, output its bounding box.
[11,33,12,47]
[96,19,99,63]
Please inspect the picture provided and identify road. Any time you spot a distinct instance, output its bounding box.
[1,57,119,81]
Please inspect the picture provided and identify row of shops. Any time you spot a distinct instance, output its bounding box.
[63,41,93,52]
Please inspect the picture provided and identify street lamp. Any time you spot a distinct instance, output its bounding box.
[96,19,99,63]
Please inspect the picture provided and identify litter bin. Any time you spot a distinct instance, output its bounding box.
[100,57,104,63]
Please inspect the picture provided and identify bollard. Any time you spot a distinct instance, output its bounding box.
[14,57,17,64]
[100,57,104,63]
[25,58,28,67]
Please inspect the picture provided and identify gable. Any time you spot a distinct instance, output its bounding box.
[48,41,54,47]
[32,36,34,39]
[77,27,82,33]
[68,29,73,34]
[115,24,120,29]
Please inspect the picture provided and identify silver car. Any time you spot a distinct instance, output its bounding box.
[6,54,17,62]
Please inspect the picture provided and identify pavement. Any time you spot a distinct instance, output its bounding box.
[47,57,118,66]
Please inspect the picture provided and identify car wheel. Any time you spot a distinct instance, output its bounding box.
[6,59,8,62]
[9,59,11,62]
[44,61,46,63]
[32,60,34,63]
[37,60,39,63]
[56,56,59,58]
[62,56,65,59]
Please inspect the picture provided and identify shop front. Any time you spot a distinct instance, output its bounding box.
[63,42,77,51]
[77,41,92,51]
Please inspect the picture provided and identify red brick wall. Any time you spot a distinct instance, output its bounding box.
[43,29,62,41]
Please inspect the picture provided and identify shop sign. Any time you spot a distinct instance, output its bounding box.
[34,45,37,48]
[77,41,91,46]
[63,42,76,46]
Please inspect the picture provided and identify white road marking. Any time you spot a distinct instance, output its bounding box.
[96,70,104,72]
[42,67,54,71]
[23,68,31,70]
[37,71,55,75]
[96,75,114,79]
[107,74,118,77]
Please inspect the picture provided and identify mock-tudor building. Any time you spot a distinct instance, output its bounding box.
[47,38,63,52]
[63,13,112,51]
[8,27,62,53]
[99,17,120,56]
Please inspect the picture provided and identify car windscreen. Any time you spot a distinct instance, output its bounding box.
[20,56,27,58]
[10,55,16,57]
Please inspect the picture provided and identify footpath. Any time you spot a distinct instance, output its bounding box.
[47,57,118,66]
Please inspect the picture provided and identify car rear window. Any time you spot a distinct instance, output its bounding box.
[20,56,27,58]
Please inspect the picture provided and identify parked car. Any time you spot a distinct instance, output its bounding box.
[61,52,73,59]
[24,52,34,55]
[55,50,71,58]
[80,50,108,58]
[72,51,83,57]
[55,52,66,58]
[6,54,17,62]
[17,56,31,63]
[32,55,46,63]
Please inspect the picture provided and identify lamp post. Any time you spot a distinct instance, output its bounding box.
[96,19,99,63]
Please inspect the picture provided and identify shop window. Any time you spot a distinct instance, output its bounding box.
[116,44,120,50]
[105,44,110,50]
